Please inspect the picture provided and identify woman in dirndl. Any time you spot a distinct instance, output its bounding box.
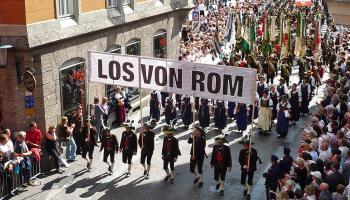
[257,90,273,134]
[276,96,291,139]
[234,103,248,134]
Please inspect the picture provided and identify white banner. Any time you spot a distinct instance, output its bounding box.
[88,51,257,105]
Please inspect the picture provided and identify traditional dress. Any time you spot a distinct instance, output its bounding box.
[257,96,273,132]
[227,102,236,119]
[277,83,288,98]
[162,135,181,183]
[120,131,138,175]
[269,90,279,121]
[257,81,268,98]
[235,104,248,132]
[150,91,161,121]
[138,129,155,177]
[188,134,206,187]
[81,125,97,171]
[100,132,119,174]
[181,95,193,127]
[214,101,227,131]
[239,145,259,198]
[276,102,291,138]
[288,89,301,124]
[164,98,177,126]
[299,82,311,115]
[198,99,210,129]
[211,143,232,196]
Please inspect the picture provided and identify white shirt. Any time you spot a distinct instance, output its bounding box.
[0,143,11,159]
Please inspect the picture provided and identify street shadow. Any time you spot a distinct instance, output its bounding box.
[65,173,109,194]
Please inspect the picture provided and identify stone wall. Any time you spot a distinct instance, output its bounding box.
[26,10,186,131]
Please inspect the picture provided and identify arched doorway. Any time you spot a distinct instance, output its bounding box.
[59,57,86,121]
[153,29,167,58]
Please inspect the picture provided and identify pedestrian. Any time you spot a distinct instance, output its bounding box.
[324,163,344,193]
[198,98,210,130]
[150,90,161,122]
[45,125,65,173]
[162,126,181,184]
[188,126,206,188]
[239,139,260,200]
[81,120,97,171]
[100,128,119,175]
[181,95,193,129]
[269,85,279,123]
[318,183,332,200]
[257,89,273,134]
[214,101,227,133]
[264,155,281,200]
[14,131,33,186]
[299,77,311,116]
[94,97,108,141]
[120,122,137,177]
[73,105,84,155]
[25,122,42,162]
[164,97,177,126]
[279,147,293,174]
[288,83,301,126]
[56,117,77,162]
[235,103,248,134]
[210,136,232,196]
[139,122,155,178]
[276,96,290,138]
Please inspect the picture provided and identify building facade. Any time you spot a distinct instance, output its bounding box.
[0,0,192,132]
[326,0,350,25]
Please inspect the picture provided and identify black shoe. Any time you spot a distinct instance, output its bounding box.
[143,170,147,176]
[198,182,203,188]
[164,175,171,181]
[170,178,174,184]
[216,184,220,190]
[108,166,111,172]
[246,194,251,200]
[243,190,247,196]
[193,177,200,184]
[220,190,224,196]
[277,134,281,139]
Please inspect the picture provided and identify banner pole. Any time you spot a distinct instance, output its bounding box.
[192,96,195,160]
[86,52,91,142]
[138,57,144,149]
[246,103,255,172]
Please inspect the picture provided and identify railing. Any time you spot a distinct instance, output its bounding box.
[0,159,41,199]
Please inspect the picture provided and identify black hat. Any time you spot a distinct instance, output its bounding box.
[242,139,254,145]
[283,147,291,155]
[123,120,135,130]
[271,155,279,162]
[215,136,228,143]
[102,128,111,133]
[143,122,153,130]
[163,125,176,135]
[194,126,205,136]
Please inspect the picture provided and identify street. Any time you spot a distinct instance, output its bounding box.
[12,69,324,200]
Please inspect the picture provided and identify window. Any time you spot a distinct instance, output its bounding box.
[154,30,167,58]
[59,58,86,120]
[123,0,131,6]
[58,0,75,17]
[108,0,118,8]
[126,38,141,55]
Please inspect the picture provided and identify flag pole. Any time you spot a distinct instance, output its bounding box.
[247,77,257,171]
[86,52,91,142]
[138,56,144,149]
[192,96,196,158]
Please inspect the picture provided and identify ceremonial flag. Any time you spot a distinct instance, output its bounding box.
[262,15,272,57]
[294,12,306,58]
[281,17,291,59]
[236,12,242,47]
[313,14,322,59]
[250,15,256,52]
[270,16,277,42]
[241,16,250,53]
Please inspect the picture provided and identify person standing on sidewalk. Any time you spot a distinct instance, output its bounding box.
[81,120,97,172]
[45,126,65,173]
[56,117,76,162]
[138,122,155,179]
[94,98,108,142]
[26,122,42,162]
[100,128,118,175]
[162,126,181,184]
[210,136,232,196]
[188,126,206,188]
[120,122,137,177]
[239,140,260,200]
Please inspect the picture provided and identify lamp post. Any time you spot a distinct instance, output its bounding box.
[0,44,13,67]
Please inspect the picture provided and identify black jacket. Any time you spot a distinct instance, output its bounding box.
[239,148,258,172]
[325,171,345,193]
[120,131,137,153]
[265,163,281,187]
[162,136,181,158]
[188,136,206,159]
[210,145,232,168]
[138,131,155,152]
[82,127,97,145]
[279,155,293,174]
[100,134,119,152]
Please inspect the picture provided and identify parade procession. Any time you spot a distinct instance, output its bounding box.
[1,0,350,199]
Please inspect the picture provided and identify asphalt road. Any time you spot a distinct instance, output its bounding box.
[11,69,324,200]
